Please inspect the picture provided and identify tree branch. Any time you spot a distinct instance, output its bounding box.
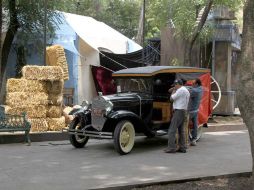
[187,0,213,66]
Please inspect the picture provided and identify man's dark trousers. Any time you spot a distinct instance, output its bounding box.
[168,109,187,151]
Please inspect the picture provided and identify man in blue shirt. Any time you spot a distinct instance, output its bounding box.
[188,78,203,146]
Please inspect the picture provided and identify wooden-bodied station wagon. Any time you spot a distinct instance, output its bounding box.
[67,66,220,155]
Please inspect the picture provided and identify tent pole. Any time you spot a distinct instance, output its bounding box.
[43,0,47,66]
[142,0,145,66]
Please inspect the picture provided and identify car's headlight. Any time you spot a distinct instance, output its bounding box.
[105,101,113,114]
[81,100,90,110]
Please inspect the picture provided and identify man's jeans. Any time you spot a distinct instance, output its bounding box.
[189,111,198,140]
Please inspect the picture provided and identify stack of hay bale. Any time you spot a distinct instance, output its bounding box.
[5,45,69,132]
[46,45,69,81]
[45,45,69,131]
[5,77,49,132]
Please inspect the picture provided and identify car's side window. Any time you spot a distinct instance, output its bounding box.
[153,73,175,101]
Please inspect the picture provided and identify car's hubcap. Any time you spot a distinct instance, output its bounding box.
[75,124,87,143]
[119,122,135,152]
[121,129,130,146]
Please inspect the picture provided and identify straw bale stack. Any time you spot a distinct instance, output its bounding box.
[47,116,66,131]
[5,63,67,132]
[28,118,49,132]
[46,45,69,80]
[7,78,47,92]
[22,65,64,81]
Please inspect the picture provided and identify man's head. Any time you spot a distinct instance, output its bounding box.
[173,79,183,89]
[181,78,187,85]
[193,78,202,87]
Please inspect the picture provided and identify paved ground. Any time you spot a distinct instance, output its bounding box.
[0,128,252,190]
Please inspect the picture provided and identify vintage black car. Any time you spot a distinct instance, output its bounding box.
[68,66,213,155]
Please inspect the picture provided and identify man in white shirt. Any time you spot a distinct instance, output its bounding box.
[164,79,190,153]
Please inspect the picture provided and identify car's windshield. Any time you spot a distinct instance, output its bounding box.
[116,78,152,93]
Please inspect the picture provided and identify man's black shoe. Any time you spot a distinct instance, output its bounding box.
[177,149,187,153]
[164,148,176,153]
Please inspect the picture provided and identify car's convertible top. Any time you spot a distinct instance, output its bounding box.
[112,66,210,77]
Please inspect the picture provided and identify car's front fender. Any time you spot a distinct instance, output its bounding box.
[105,110,148,134]
[107,110,140,120]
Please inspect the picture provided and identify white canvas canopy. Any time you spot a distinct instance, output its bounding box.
[63,12,142,54]
[61,12,142,103]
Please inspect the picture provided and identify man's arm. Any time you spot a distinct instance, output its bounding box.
[170,88,180,102]
[168,87,175,94]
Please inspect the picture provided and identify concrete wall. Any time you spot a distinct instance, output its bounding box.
[213,42,235,115]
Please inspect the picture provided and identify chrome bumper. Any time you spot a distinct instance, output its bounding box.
[64,125,113,139]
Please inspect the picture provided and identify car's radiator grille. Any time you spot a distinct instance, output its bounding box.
[91,97,107,131]
[92,98,107,110]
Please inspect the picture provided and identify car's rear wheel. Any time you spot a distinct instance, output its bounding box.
[114,120,135,155]
[69,117,89,148]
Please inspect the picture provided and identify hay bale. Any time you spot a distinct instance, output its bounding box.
[46,45,69,80]
[6,78,27,92]
[46,80,64,94]
[6,105,47,118]
[26,80,47,92]
[6,92,28,106]
[6,92,48,106]
[3,105,12,114]
[47,116,66,131]
[28,118,48,132]
[48,93,63,105]
[63,106,73,115]
[47,105,62,118]
[63,106,75,124]
[22,65,64,81]
[7,78,47,93]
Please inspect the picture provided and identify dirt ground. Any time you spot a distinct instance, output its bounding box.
[132,176,253,190]
[209,115,244,124]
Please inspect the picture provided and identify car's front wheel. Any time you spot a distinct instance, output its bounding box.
[69,117,89,148]
[114,120,135,155]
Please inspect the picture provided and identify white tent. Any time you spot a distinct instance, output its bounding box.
[63,12,142,54]
[61,12,142,103]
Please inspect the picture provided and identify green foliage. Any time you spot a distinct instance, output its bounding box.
[2,0,243,49]
[57,0,141,39]
[146,0,243,41]
[3,0,61,52]
[146,0,170,38]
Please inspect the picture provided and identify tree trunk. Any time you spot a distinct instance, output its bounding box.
[135,3,144,46]
[15,45,27,78]
[0,0,19,104]
[0,0,2,83]
[186,0,213,66]
[237,0,254,186]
